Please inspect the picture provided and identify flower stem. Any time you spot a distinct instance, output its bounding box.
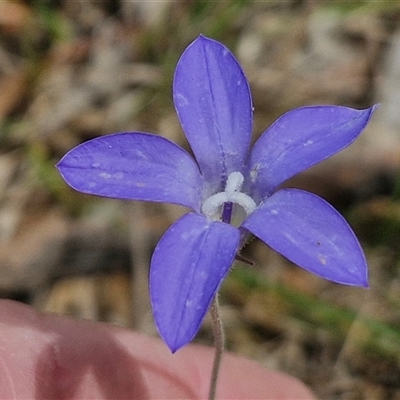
[208,295,225,400]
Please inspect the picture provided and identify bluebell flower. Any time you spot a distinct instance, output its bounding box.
[57,35,377,352]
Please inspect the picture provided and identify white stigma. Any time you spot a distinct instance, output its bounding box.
[225,171,244,194]
[202,171,257,220]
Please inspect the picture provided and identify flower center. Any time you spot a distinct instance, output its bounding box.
[202,171,257,222]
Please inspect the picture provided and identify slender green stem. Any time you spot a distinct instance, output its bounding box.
[208,294,225,400]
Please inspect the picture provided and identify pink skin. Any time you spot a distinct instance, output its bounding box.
[0,300,315,399]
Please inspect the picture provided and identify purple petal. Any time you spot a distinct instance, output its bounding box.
[247,105,377,201]
[173,35,253,195]
[150,212,240,352]
[57,132,203,211]
[242,189,368,287]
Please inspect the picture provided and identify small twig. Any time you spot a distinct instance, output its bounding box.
[208,294,225,400]
[128,202,151,330]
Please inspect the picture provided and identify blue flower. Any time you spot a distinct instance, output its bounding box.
[57,35,377,353]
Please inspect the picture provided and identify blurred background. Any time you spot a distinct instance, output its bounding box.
[1,0,400,398]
